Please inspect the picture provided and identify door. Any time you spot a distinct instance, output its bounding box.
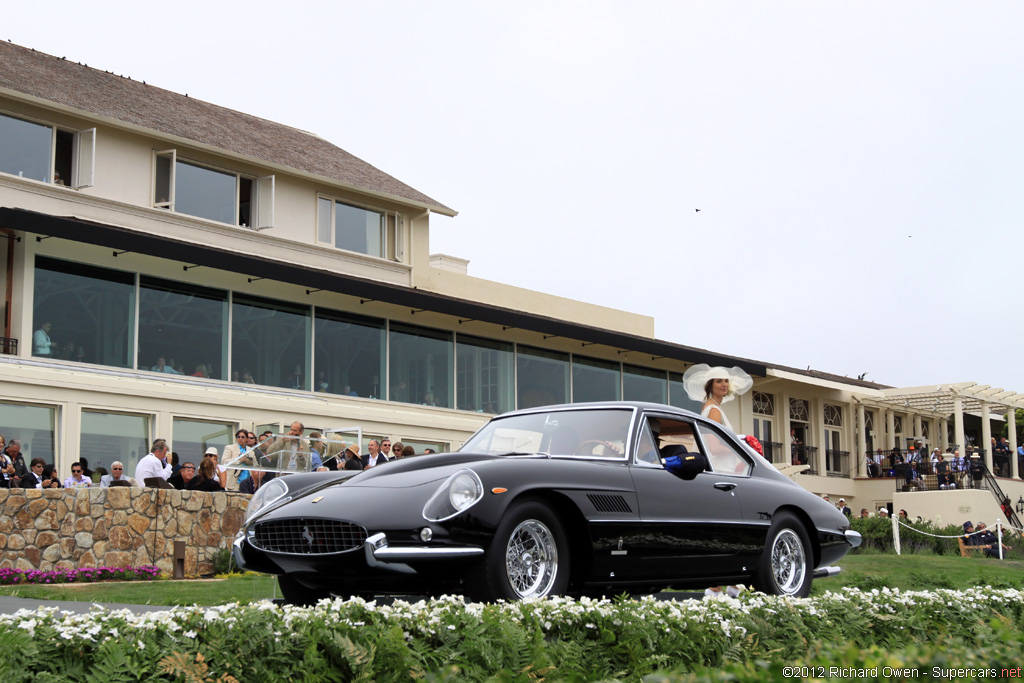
[625,413,745,582]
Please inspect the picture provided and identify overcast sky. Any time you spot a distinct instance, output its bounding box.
[8,2,1024,391]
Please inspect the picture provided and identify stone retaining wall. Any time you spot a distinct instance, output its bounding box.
[0,488,249,577]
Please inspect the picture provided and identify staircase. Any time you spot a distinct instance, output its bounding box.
[981,469,1023,530]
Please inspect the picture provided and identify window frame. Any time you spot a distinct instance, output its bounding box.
[0,109,95,188]
[152,149,274,228]
[316,194,406,261]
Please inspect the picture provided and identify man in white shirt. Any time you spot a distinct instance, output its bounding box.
[33,322,56,357]
[134,439,173,484]
[63,461,91,488]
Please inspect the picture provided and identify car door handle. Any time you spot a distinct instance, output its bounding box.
[714,482,737,492]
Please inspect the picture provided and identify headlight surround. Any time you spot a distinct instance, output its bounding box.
[422,469,483,522]
[244,478,289,523]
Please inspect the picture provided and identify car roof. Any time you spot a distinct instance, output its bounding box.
[497,401,702,420]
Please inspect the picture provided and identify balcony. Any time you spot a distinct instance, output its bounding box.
[825,449,850,478]
[794,445,818,475]
[760,441,785,466]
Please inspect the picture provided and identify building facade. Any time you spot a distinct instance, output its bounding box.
[1,42,1021,520]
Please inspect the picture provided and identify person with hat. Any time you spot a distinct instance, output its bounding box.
[968,453,985,488]
[683,364,752,601]
[681,364,753,432]
[203,446,228,489]
[962,521,1000,558]
[342,444,363,471]
[837,498,851,517]
[878,507,889,518]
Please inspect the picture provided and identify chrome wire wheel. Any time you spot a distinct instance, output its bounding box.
[505,519,559,598]
[770,528,807,595]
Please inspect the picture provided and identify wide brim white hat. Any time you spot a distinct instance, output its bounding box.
[681,364,754,403]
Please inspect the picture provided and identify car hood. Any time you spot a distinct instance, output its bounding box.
[337,452,503,489]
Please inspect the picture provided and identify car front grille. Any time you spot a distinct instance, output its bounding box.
[251,518,368,555]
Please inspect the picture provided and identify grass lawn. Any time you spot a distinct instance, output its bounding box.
[811,550,1024,594]
[2,552,1023,606]
[0,573,280,606]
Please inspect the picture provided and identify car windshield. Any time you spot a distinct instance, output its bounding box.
[459,408,633,458]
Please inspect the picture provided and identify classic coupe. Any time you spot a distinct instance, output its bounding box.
[232,402,861,604]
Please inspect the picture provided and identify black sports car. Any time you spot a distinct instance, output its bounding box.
[233,402,861,604]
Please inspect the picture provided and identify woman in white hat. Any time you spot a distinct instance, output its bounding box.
[681,364,753,432]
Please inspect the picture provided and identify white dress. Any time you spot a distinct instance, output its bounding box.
[702,403,733,432]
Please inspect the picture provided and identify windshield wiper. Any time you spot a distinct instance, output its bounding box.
[497,451,551,458]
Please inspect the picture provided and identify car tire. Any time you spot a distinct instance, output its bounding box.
[467,499,569,602]
[278,574,331,606]
[753,512,812,597]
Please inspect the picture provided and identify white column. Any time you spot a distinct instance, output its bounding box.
[913,414,922,442]
[981,402,993,473]
[885,409,895,450]
[1008,410,1019,480]
[780,391,792,465]
[857,403,867,477]
[940,418,949,452]
[953,397,966,462]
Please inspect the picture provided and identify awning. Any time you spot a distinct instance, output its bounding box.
[875,382,1024,417]
[0,206,766,376]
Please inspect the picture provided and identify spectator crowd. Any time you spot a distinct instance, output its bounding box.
[0,421,434,494]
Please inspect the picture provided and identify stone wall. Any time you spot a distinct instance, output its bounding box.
[0,488,249,577]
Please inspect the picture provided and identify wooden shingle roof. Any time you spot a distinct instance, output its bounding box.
[0,41,454,215]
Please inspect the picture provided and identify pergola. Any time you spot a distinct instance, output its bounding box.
[868,382,1024,479]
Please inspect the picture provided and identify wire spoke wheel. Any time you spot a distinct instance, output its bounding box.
[770,528,807,594]
[504,519,559,598]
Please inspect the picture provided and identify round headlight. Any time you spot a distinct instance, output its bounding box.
[449,472,481,510]
[423,469,484,522]
[245,478,288,523]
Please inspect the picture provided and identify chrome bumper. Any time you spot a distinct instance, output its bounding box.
[365,532,484,562]
[844,529,863,548]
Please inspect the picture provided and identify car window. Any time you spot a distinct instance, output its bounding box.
[635,421,660,465]
[460,408,633,458]
[696,424,751,477]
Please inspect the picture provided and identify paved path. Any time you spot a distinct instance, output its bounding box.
[0,595,180,615]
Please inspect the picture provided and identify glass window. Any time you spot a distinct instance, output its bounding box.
[80,411,150,480]
[316,197,399,259]
[516,346,569,410]
[623,365,667,403]
[335,201,383,256]
[0,402,56,467]
[175,160,237,224]
[389,323,452,408]
[668,371,704,413]
[697,423,751,477]
[172,417,234,465]
[456,335,513,414]
[314,308,385,399]
[139,277,228,379]
[572,356,621,403]
[0,112,51,182]
[460,407,632,458]
[232,294,311,390]
[33,257,135,368]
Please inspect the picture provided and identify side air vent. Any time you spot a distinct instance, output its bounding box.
[587,494,632,514]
